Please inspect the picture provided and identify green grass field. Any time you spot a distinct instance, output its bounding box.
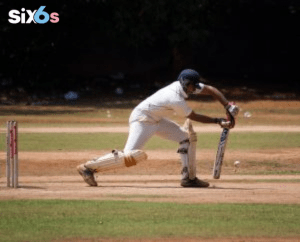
[1,132,299,151]
[0,200,299,242]
[1,100,300,126]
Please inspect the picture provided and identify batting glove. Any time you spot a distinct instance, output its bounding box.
[215,118,234,129]
[225,102,240,118]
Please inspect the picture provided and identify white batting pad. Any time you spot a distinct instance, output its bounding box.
[85,150,147,172]
[183,119,197,180]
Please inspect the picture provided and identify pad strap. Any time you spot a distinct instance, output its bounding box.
[124,155,137,167]
[177,148,188,154]
[179,139,190,145]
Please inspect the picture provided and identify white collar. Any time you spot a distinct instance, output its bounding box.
[177,81,188,98]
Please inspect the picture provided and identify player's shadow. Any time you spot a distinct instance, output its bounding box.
[95,185,268,191]
[95,185,180,189]
[17,185,46,189]
[96,185,211,189]
[208,186,272,191]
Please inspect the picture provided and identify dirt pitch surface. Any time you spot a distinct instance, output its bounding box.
[1,174,300,204]
[0,150,299,204]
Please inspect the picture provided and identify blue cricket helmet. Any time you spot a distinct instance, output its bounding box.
[177,69,201,93]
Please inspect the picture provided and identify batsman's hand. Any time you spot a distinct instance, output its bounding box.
[225,103,240,118]
[215,118,234,129]
[225,102,239,128]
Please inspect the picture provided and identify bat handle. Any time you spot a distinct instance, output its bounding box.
[226,101,236,126]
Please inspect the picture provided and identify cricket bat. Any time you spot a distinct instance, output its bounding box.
[213,102,239,179]
[213,127,230,179]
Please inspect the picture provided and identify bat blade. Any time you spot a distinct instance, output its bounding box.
[213,128,230,179]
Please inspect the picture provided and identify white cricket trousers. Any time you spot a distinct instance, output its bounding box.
[124,109,188,152]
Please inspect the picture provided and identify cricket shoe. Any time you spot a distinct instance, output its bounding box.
[77,164,98,186]
[181,177,210,188]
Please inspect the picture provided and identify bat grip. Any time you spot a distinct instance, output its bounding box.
[226,101,236,127]
[226,110,235,128]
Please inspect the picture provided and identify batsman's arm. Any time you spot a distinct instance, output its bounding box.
[199,85,229,108]
[187,111,222,125]
[197,84,240,126]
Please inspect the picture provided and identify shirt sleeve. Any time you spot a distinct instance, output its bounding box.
[172,100,193,117]
[193,82,205,94]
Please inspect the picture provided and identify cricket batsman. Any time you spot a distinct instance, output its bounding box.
[77,69,239,187]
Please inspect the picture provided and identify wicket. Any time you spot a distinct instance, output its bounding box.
[6,121,19,188]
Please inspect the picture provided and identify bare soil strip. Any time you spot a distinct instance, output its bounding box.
[1,125,300,133]
[1,175,299,204]
[1,148,299,177]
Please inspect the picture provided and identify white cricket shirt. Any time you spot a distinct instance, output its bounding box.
[134,81,204,122]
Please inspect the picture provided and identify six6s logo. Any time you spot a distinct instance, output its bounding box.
[8,6,59,24]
